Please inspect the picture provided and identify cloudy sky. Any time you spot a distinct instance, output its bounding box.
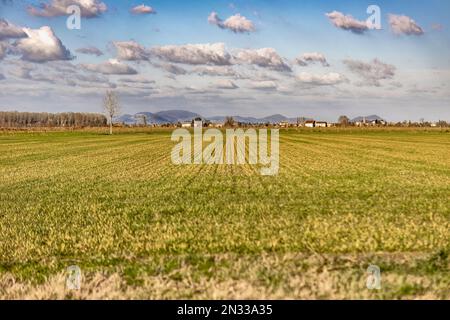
[0,0,449,121]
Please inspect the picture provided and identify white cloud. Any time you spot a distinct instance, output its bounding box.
[208,12,255,33]
[236,48,291,72]
[154,63,188,75]
[81,59,138,75]
[248,81,277,91]
[215,79,238,89]
[15,26,73,62]
[297,72,346,85]
[326,11,368,34]
[76,46,103,56]
[118,77,155,85]
[113,41,150,61]
[10,64,33,79]
[130,4,156,15]
[151,43,232,66]
[388,14,424,36]
[192,66,238,77]
[343,58,396,86]
[71,73,109,84]
[7,59,117,88]
[296,52,329,67]
[28,0,107,18]
[0,19,27,40]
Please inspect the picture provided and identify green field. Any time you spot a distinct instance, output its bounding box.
[0,128,449,299]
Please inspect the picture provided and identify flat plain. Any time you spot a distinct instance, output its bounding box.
[0,128,449,299]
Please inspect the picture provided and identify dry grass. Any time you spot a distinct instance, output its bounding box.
[1,253,448,300]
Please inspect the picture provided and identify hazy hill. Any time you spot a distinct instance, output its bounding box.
[209,114,303,124]
[116,110,310,125]
[351,115,384,123]
[116,110,201,124]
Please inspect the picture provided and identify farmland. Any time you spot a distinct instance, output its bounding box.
[0,128,449,299]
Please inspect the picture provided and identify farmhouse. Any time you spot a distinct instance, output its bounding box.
[315,121,328,128]
[305,120,315,128]
[371,119,386,125]
[353,116,387,126]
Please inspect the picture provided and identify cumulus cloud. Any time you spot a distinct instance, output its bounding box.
[151,43,232,66]
[215,79,238,89]
[81,59,138,75]
[131,4,156,15]
[28,0,107,18]
[14,26,73,62]
[76,46,103,56]
[208,12,255,33]
[297,72,346,86]
[236,48,291,72]
[343,58,396,86]
[388,14,424,36]
[0,19,27,40]
[113,41,150,61]
[296,52,329,67]
[326,11,368,34]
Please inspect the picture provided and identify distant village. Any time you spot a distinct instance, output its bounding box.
[124,113,449,129]
[175,116,385,128]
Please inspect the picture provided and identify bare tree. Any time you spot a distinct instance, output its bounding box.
[103,90,120,134]
[297,117,307,127]
[0,111,106,128]
[338,115,350,127]
[224,116,235,127]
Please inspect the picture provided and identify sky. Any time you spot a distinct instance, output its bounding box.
[0,0,449,121]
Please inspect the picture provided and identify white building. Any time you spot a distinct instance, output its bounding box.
[193,117,203,128]
[279,121,289,128]
[305,120,315,128]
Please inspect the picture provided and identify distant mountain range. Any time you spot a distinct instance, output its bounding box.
[115,110,308,125]
[116,110,201,125]
[115,110,384,125]
[351,115,385,123]
[208,114,304,124]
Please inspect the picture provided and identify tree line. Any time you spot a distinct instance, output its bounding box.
[0,111,107,128]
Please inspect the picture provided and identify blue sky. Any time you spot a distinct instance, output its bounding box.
[0,0,449,121]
